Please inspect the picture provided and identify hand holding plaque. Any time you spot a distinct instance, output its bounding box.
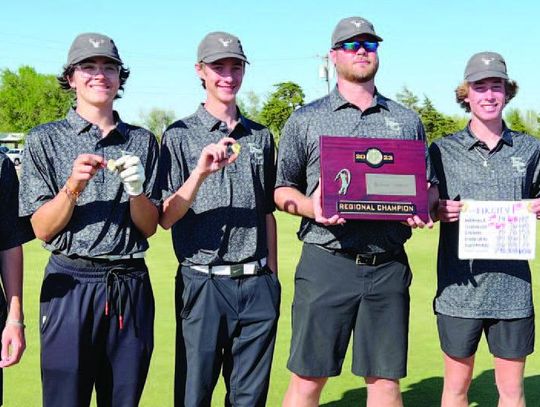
[319,136,429,222]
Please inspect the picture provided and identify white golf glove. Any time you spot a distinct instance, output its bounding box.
[114,155,145,196]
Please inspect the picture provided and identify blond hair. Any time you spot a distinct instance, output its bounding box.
[455,80,518,112]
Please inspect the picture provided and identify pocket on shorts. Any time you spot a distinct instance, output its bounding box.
[395,251,413,288]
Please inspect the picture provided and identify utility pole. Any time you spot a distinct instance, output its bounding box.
[318,54,333,94]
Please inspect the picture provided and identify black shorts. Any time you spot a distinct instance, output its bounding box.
[437,313,535,359]
[287,243,412,379]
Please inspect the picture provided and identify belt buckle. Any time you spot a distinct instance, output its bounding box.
[355,254,376,266]
[229,264,245,278]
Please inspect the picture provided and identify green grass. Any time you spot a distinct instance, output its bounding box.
[4,212,540,406]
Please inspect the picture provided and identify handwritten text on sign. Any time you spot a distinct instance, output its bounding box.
[458,200,536,260]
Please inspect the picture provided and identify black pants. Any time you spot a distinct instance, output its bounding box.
[40,254,155,407]
[174,266,281,407]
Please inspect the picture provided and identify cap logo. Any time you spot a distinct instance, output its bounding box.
[88,38,105,48]
[350,20,365,28]
[218,38,232,47]
[482,57,494,65]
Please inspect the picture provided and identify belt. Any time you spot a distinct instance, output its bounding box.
[316,245,403,266]
[190,258,267,277]
[91,252,146,261]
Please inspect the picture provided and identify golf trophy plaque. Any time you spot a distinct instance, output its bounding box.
[319,136,429,222]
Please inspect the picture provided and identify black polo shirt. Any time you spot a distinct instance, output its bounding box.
[430,124,540,318]
[276,86,433,254]
[19,109,160,257]
[159,105,275,266]
[0,153,34,251]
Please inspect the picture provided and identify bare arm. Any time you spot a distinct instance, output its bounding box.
[160,137,238,230]
[0,246,25,367]
[129,194,159,238]
[265,213,277,274]
[275,181,345,226]
[274,186,315,219]
[31,154,105,241]
[160,167,207,229]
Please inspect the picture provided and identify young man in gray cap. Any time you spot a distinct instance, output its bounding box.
[19,33,159,406]
[275,16,435,407]
[430,52,539,407]
[159,31,279,407]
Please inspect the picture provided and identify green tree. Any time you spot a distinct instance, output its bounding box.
[518,109,539,137]
[418,96,461,143]
[139,108,176,142]
[237,90,261,122]
[449,114,469,131]
[0,66,73,133]
[504,108,532,134]
[396,86,420,112]
[259,82,305,144]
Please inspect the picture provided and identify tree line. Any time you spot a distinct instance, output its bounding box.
[1,66,539,144]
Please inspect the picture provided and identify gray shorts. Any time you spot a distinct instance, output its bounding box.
[287,243,412,379]
[437,313,535,359]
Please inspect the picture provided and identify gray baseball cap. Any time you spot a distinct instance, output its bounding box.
[331,16,383,48]
[67,33,122,66]
[464,51,508,82]
[197,31,249,64]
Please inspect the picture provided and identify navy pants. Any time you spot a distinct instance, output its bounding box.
[174,266,281,407]
[40,255,155,407]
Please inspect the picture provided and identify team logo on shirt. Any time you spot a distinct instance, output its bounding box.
[219,38,233,47]
[248,143,264,164]
[510,156,526,174]
[384,117,401,133]
[89,38,105,48]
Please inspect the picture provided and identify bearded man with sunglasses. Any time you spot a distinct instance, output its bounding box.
[275,16,435,407]
[19,33,159,407]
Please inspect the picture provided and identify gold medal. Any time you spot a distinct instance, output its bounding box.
[107,159,118,172]
[227,143,241,156]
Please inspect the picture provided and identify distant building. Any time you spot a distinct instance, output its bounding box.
[0,132,25,148]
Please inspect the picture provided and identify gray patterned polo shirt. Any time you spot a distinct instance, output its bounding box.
[430,124,540,318]
[19,108,160,257]
[276,86,432,254]
[159,105,275,266]
[0,153,34,251]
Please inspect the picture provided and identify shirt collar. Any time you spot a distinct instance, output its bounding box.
[196,104,247,132]
[329,86,389,111]
[463,121,513,149]
[66,108,128,140]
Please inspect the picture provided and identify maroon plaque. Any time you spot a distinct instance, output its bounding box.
[320,136,428,221]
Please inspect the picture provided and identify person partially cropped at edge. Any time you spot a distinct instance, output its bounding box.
[0,152,34,406]
[430,52,540,407]
[19,33,159,407]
